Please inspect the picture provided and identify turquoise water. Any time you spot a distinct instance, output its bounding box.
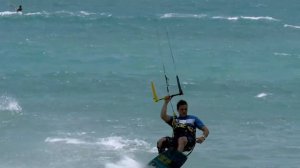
[1,0,300,168]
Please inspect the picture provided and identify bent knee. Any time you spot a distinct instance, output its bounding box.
[177,136,188,144]
[157,137,167,146]
[157,137,167,143]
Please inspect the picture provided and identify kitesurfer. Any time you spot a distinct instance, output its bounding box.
[16,5,22,12]
[157,96,209,153]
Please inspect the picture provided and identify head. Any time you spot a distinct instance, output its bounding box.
[177,100,188,117]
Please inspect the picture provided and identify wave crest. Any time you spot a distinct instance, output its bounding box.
[212,15,279,21]
[160,13,279,22]
[0,10,112,18]
[160,13,207,19]
[284,24,300,29]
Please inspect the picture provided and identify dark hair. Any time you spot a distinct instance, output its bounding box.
[177,100,187,110]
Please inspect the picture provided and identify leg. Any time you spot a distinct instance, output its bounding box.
[157,137,167,154]
[177,136,188,152]
[184,136,196,151]
[157,137,173,154]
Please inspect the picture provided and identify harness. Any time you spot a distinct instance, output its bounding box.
[168,117,196,156]
[171,117,196,138]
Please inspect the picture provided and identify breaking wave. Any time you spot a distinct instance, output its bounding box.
[0,10,112,18]
[284,24,300,29]
[159,13,279,22]
[160,13,207,19]
[212,15,279,21]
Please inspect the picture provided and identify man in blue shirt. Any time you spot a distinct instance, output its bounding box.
[157,96,209,153]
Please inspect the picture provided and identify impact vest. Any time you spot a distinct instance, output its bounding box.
[168,115,204,138]
[172,118,196,138]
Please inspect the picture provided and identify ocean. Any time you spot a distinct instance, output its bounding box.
[1,0,300,168]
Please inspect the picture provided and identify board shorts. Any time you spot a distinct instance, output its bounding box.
[158,136,195,153]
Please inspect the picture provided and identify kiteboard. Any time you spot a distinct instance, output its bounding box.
[147,149,187,168]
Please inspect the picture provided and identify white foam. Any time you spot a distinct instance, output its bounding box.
[45,136,151,151]
[97,137,127,149]
[182,81,196,85]
[80,11,96,16]
[0,95,22,112]
[54,10,110,17]
[255,93,269,98]
[45,137,87,145]
[212,15,278,21]
[100,12,112,17]
[54,10,74,15]
[24,11,49,16]
[273,52,291,56]
[149,147,159,153]
[212,16,239,21]
[97,136,150,151]
[107,119,119,122]
[0,10,111,18]
[0,11,22,16]
[240,16,279,21]
[160,13,206,19]
[104,156,142,168]
[284,24,300,29]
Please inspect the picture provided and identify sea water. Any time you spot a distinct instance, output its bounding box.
[1,0,300,168]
